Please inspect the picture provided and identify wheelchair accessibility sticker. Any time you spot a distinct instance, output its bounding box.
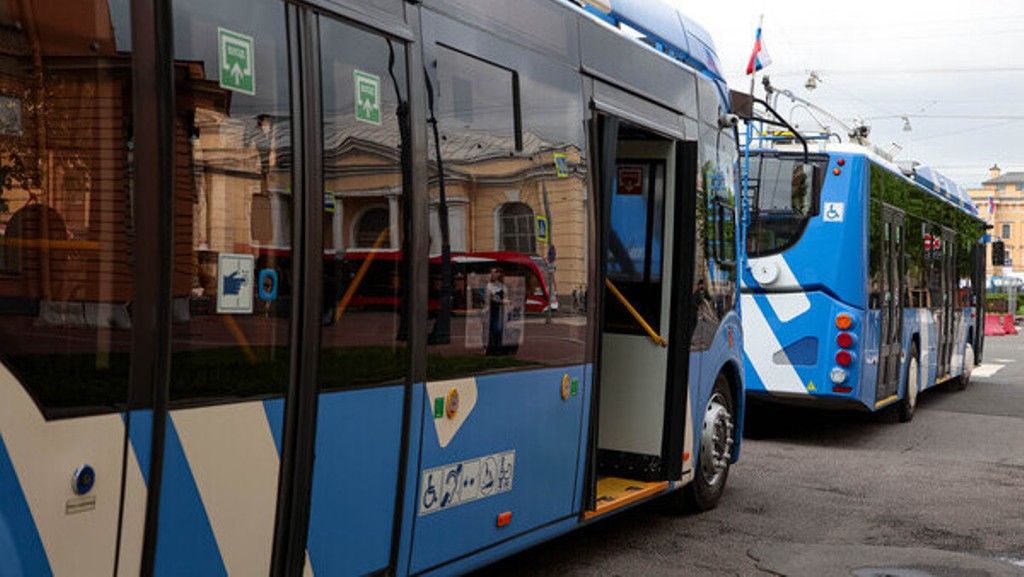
[823,202,845,223]
[419,450,515,515]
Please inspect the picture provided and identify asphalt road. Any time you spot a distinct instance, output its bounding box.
[484,333,1024,576]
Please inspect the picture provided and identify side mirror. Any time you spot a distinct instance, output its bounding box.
[729,90,754,120]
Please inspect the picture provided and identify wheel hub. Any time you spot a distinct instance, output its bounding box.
[699,393,734,487]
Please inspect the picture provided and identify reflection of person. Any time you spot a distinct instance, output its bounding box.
[486,267,509,355]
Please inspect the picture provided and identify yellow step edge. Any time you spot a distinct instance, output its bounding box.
[582,477,669,521]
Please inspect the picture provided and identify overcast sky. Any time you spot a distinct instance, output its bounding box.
[676,0,1024,188]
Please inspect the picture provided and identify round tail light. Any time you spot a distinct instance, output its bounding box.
[837,332,854,349]
[835,350,853,367]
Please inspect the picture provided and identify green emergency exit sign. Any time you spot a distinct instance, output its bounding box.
[219,27,255,95]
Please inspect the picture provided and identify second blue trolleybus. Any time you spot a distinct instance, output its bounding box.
[742,136,986,421]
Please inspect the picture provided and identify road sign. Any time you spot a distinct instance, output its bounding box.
[354,70,381,126]
[218,28,255,95]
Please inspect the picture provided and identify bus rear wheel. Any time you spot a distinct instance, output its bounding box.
[680,375,735,512]
[957,343,974,391]
[897,344,920,423]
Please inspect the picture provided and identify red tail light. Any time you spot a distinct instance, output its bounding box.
[837,332,854,349]
[835,350,853,367]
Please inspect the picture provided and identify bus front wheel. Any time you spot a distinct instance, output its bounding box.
[680,375,735,512]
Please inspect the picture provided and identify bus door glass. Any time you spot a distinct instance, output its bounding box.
[875,206,903,402]
[307,16,411,576]
[153,0,295,574]
[939,229,957,377]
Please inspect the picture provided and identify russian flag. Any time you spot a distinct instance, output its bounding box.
[745,23,772,75]
[989,195,996,214]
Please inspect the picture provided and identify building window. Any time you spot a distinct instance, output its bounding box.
[354,206,391,249]
[498,202,536,254]
[1003,224,1011,240]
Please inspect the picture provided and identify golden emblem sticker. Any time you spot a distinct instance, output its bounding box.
[446,387,460,419]
[561,373,571,401]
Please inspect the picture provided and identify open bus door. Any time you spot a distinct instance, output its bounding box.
[586,105,698,518]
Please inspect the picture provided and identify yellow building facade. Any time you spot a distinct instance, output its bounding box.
[967,165,1024,275]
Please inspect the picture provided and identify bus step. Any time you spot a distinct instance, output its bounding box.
[582,477,668,521]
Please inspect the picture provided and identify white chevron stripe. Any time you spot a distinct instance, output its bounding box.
[116,440,148,577]
[172,403,281,577]
[0,365,124,575]
[742,294,808,395]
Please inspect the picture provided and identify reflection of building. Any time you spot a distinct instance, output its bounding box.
[0,0,134,324]
[318,118,587,297]
[967,165,1024,274]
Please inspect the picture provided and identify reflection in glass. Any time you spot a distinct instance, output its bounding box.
[318,19,408,391]
[424,46,588,380]
[0,0,134,413]
[169,0,293,402]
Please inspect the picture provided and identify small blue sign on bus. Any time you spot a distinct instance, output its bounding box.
[258,268,279,301]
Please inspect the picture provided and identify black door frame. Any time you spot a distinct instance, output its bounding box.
[587,109,696,493]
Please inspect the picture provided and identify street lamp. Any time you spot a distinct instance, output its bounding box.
[805,71,821,91]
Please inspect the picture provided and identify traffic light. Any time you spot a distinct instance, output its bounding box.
[992,240,1006,266]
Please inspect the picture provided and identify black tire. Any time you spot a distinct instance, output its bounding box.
[897,343,920,423]
[957,343,974,391]
[677,374,735,513]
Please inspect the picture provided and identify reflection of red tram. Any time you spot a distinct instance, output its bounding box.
[337,250,557,314]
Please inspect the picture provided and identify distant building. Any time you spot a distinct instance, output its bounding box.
[967,164,1024,275]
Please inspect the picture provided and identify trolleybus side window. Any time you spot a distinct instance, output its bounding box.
[424,44,588,380]
[0,0,135,415]
[318,17,409,391]
[168,0,293,402]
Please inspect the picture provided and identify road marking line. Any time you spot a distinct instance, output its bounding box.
[991,358,1017,363]
[972,364,1005,378]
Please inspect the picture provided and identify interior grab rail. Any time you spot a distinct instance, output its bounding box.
[604,278,668,348]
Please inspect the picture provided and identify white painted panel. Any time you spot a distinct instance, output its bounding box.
[741,294,808,394]
[598,333,667,455]
[172,402,281,577]
[0,366,124,576]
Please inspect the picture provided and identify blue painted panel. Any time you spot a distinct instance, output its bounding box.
[0,434,50,577]
[419,516,579,577]
[410,366,587,574]
[695,313,744,462]
[571,364,594,514]
[153,419,226,577]
[396,385,426,577]
[306,386,404,577]
[263,398,285,456]
[744,291,869,409]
